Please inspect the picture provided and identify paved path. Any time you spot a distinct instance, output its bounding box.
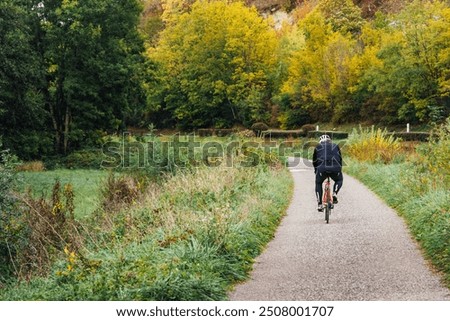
[229,158,450,300]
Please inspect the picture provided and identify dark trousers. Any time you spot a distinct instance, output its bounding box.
[315,170,343,204]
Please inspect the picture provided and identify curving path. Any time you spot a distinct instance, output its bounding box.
[229,158,450,300]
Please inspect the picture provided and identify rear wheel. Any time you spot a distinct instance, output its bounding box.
[325,203,330,223]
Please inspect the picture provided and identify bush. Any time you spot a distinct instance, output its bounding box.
[16,161,45,172]
[2,130,54,161]
[418,118,450,186]
[236,129,255,138]
[0,146,19,211]
[301,124,316,135]
[251,122,269,136]
[64,149,104,169]
[346,126,401,163]
[17,182,81,276]
[215,129,235,137]
[1,178,81,282]
[277,108,312,130]
[0,146,21,282]
[101,173,142,213]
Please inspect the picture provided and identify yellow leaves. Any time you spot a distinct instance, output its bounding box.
[152,1,277,68]
[281,14,357,106]
[161,0,189,23]
[148,0,277,125]
[62,0,78,10]
[57,246,77,276]
[48,64,58,74]
[52,201,64,215]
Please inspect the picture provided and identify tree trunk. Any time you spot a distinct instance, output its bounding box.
[63,104,70,154]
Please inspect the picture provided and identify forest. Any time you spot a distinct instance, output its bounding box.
[1,0,450,159]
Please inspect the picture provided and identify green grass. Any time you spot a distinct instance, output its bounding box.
[18,169,108,219]
[345,160,450,288]
[1,164,294,300]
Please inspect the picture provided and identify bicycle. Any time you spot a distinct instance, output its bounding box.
[322,176,333,224]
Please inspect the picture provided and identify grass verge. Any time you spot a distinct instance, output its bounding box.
[345,160,450,288]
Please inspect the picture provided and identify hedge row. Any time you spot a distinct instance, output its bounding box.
[196,128,237,137]
[307,131,349,140]
[388,132,430,142]
[261,130,305,138]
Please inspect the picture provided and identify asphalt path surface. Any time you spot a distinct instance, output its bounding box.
[229,158,450,300]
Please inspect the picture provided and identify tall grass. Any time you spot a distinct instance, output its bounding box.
[346,126,402,163]
[0,161,293,300]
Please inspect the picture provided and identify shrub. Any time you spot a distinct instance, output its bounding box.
[418,118,450,186]
[1,178,81,281]
[101,173,142,213]
[0,146,19,211]
[301,124,316,135]
[215,129,235,137]
[16,161,45,172]
[346,126,402,163]
[0,146,21,282]
[251,122,269,136]
[197,128,237,137]
[64,149,104,169]
[277,108,312,130]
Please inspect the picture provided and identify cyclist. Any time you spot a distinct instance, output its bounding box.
[313,134,343,212]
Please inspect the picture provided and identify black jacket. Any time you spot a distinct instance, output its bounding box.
[312,142,342,172]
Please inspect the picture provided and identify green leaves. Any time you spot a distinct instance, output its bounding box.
[0,0,146,157]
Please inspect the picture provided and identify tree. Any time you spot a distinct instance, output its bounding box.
[39,0,146,154]
[1,0,146,157]
[279,10,358,126]
[361,1,450,123]
[318,0,364,35]
[0,0,51,160]
[148,0,278,128]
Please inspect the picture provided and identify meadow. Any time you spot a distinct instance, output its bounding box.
[19,170,107,219]
[0,139,293,300]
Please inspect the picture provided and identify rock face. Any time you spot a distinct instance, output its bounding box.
[248,0,410,17]
[245,0,295,12]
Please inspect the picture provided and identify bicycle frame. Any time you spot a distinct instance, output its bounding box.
[322,177,332,223]
[322,177,332,205]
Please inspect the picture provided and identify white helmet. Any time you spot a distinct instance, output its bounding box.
[319,134,331,143]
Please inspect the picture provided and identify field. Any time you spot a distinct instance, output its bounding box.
[1,143,294,300]
[18,170,107,219]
